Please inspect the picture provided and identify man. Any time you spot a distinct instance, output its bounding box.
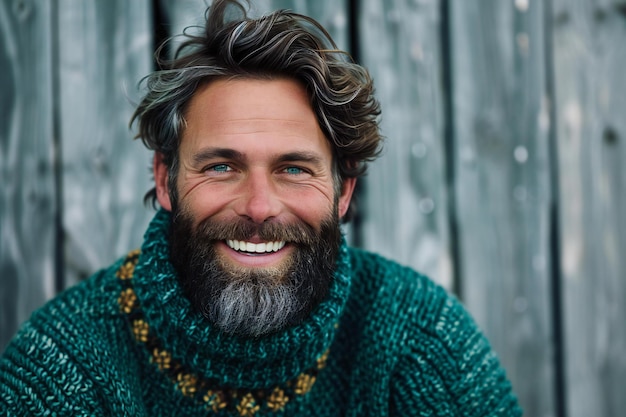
[0,0,522,415]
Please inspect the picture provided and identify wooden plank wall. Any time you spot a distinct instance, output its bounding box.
[0,0,154,352]
[358,0,453,290]
[449,1,556,415]
[2,1,626,416]
[0,0,58,355]
[552,1,626,416]
[57,0,153,288]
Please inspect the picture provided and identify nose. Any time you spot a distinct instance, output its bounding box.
[235,172,282,224]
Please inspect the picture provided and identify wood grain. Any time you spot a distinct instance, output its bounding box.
[450,1,556,415]
[552,1,626,415]
[358,0,452,289]
[58,0,154,288]
[0,0,58,353]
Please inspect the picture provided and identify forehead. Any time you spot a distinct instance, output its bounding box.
[181,77,331,157]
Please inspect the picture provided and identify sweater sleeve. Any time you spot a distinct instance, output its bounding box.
[389,295,523,416]
[0,269,144,416]
[0,320,105,416]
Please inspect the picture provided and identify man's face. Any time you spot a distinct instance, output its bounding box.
[153,78,355,336]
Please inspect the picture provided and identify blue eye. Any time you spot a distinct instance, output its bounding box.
[210,164,231,172]
[284,166,304,175]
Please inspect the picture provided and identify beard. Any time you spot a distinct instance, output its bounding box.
[168,206,342,338]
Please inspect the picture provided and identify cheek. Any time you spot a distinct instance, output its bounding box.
[285,191,337,229]
[178,184,234,223]
[178,178,338,229]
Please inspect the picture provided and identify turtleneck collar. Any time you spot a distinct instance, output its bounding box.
[131,209,352,389]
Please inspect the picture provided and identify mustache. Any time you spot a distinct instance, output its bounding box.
[173,214,319,246]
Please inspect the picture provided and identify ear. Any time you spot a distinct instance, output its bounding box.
[337,177,356,219]
[153,152,172,211]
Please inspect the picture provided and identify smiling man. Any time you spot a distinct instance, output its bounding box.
[0,1,522,415]
[162,78,352,338]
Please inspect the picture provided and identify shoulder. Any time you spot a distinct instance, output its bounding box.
[32,255,128,324]
[0,253,139,414]
[344,247,522,416]
[348,246,440,291]
[346,247,467,343]
[346,247,451,327]
[3,252,130,358]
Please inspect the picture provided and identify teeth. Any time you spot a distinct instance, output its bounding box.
[226,240,286,253]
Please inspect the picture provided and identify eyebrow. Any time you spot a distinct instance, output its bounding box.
[192,147,245,166]
[192,148,326,168]
[275,151,326,168]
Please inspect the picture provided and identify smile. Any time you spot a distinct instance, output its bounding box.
[226,240,286,254]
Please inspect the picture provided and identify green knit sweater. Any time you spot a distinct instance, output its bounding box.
[0,210,522,416]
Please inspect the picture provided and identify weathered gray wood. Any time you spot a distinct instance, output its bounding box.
[58,0,154,288]
[358,0,452,289]
[450,1,556,415]
[0,1,57,352]
[262,0,349,50]
[159,0,348,54]
[552,1,626,416]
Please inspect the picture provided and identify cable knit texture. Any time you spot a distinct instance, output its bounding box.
[0,210,522,416]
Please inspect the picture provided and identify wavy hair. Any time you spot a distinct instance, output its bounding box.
[131,0,382,220]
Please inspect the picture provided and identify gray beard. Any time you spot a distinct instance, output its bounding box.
[169,208,341,338]
[208,273,302,337]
